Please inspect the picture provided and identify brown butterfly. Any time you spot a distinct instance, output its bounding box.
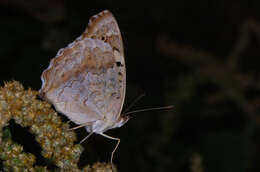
[39,10,172,166]
[39,10,128,165]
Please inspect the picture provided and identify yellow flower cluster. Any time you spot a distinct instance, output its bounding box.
[0,81,115,172]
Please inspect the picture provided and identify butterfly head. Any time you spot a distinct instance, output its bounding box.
[114,115,130,128]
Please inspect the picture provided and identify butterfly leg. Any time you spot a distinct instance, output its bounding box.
[100,133,120,169]
[80,132,94,144]
[67,122,93,131]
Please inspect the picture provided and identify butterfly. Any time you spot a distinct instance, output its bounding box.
[39,10,128,164]
[39,10,173,166]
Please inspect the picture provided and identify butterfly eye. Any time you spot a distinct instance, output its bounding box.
[116,62,121,67]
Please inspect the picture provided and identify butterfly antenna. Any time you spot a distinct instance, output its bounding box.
[123,93,145,114]
[123,105,174,116]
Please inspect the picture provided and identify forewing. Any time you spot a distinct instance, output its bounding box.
[83,10,124,54]
[84,10,126,121]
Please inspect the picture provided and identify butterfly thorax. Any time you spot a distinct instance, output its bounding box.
[85,114,129,133]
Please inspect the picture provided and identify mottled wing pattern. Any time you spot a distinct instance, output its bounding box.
[83,10,124,54]
[39,10,126,126]
[83,10,126,122]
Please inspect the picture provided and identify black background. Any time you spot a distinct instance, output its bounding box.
[0,0,260,171]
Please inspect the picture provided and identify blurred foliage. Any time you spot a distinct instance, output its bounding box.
[0,0,260,171]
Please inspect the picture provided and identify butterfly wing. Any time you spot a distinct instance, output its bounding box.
[83,10,124,55]
[83,10,126,123]
[40,10,126,126]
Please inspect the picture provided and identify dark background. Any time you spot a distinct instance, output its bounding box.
[0,0,260,171]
